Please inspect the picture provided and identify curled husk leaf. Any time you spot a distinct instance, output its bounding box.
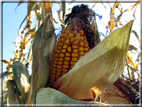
[53,20,133,102]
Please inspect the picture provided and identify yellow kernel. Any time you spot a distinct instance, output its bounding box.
[72,45,78,49]
[65,53,70,57]
[79,30,84,36]
[56,72,62,76]
[53,64,56,68]
[80,36,84,41]
[59,34,64,39]
[52,67,56,71]
[71,58,78,61]
[62,68,68,72]
[53,61,57,65]
[54,54,59,57]
[70,61,76,65]
[63,45,68,49]
[62,72,67,75]
[66,30,70,35]
[68,25,72,31]
[63,28,66,33]
[59,58,64,61]
[70,38,75,43]
[84,48,89,52]
[57,46,62,50]
[63,65,69,69]
[56,75,60,79]
[84,42,89,48]
[55,50,60,54]
[65,39,70,45]
[83,36,87,40]
[58,61,63,65]
[61,38,65,43]
[79,52,85,56]
[71,53,78,57]
[67,47,71,53]
[79,47,84,51]
[79,41,84,47]
[72,41,78,45]
[69,33,74,39]
[58,38,61,43]
[54,57,58,61]
[57,65,62,69]
[72,30,77,35]
[64,61,69,65]
[59,53,64,57]
[63,34,68,39]
[70,66,74,69]
[61,49,66,53]
[58,42,63,46]
[65,57,70,61]
[72,49,78,53]
[56,69,61,73]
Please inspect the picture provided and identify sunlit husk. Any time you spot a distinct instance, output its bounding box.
[53,20,133,101]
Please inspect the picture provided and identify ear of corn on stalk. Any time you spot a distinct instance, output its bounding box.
[50,22,90,86]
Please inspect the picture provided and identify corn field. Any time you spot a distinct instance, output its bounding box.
[1,0,141,106]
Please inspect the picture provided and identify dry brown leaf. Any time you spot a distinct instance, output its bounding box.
[108,18,115,31]
[26,28,35,35]
[2,59,11,66]
[41,2,52,19]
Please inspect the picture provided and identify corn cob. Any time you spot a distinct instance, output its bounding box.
[50,24,90,86]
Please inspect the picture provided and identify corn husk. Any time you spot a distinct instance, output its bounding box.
[53,20,133,101]
[12,61,30,103]
[30,13,56,104]
[36,87,110,106]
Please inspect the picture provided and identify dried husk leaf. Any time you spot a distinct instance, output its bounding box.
[12,61,30,103]
[96,85,130,104]
[31,13,56,104]
[54,20,133,101]
[7,80,16,104]
[36,87,110,106]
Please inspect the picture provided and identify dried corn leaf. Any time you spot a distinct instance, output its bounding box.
[41,2,52,19]
[26,28,35,35]
[7,80,16,104]
[131,30,140,43]
[31,13,56,104]
[2,59,11,65]
[108,18,115,31]
[15,0,25,10]
[127,52,138,71]
[54,20,133,101]
[128,44,138,51]
[36,87,110,106]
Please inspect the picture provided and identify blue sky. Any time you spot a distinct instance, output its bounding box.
[3,3,27,72]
